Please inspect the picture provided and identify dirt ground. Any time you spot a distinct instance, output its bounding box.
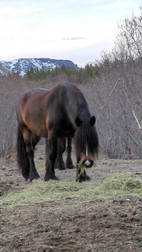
[0,147,142,252]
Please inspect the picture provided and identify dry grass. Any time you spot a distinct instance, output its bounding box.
[0,173,142,209]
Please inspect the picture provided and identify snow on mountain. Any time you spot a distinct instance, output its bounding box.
[0,58,79,77]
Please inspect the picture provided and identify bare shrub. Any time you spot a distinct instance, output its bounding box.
[0,75,25,156]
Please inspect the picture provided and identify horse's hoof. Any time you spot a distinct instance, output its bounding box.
[29,175,41,182]
[51,175,58,180]
[76,175,91,182]
[44,175,58,181]
[32,177,41,183]
[66,165,74,169]
[58,166,66,170]
[66,162,74,169]
[86,175,91,181]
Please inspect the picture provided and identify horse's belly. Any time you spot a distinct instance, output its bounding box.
[59,128,75,138]
[27,122,48,138]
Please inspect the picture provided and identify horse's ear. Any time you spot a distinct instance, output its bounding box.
[90,116,96,126]
[75,117,82,127]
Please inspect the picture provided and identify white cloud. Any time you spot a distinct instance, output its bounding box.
[0,0,141,66]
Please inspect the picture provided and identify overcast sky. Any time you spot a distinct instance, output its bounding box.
[0,0,141,67]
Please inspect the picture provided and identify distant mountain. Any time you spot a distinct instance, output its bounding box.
[0,58,79,77]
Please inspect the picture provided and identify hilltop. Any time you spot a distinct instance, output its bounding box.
[0,58,79,76]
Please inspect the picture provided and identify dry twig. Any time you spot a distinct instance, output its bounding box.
[132,109,142,132]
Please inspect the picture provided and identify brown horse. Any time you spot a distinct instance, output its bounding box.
[16,83,99,182]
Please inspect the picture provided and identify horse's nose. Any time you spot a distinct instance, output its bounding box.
[83,160,93,168]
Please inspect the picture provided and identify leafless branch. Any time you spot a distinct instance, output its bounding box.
[132,109,142,132]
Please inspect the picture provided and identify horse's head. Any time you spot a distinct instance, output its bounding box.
[75,115,99,168]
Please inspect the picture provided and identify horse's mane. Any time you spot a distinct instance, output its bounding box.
[74,104,99,157]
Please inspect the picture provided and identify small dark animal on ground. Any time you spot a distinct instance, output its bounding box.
[16,83,99,182]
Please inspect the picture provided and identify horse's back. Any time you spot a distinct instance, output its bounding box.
[16,83,89,138]
[21,88,48,103]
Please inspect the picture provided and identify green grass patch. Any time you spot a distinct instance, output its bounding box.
[0,173,142,209]
[100,173,142,198]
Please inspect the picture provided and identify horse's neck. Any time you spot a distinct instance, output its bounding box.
[77,105,90,122]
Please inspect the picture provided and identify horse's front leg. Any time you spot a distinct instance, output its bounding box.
[76,158,90,182]
[55,138,66,170]
[45,137,58,181]
[66,138,74,169]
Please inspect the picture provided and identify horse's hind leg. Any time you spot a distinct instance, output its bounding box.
[45,136,58,181]
[23,130,40,181]
[66,138,74,169]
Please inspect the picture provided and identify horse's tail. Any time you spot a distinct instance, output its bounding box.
[17,126,29,179]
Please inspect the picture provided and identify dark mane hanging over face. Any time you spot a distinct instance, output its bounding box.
[74,104,99,162]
